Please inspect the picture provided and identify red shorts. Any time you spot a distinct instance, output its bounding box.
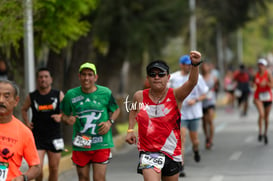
[72,149,111,167]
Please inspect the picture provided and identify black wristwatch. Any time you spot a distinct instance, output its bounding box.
[191,60,203,67]
[109,119,115,124]
[22,174,28,181]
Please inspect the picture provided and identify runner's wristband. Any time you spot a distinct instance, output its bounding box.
[191,60,203,67]
[127,129,134,133]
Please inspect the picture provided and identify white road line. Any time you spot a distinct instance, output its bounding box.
[229,151,242,160]
[210,175,224,181]
[245,136,254,143]
[215,122,227,133]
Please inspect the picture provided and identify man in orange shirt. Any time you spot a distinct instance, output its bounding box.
[0,79,40,181]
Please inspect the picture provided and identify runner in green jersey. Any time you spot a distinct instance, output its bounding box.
[61,62,120,181]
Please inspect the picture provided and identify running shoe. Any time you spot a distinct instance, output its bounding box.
[258,134,263,142]
[205,139,213,149]
[194,150,201,162]
[264,135,268,145]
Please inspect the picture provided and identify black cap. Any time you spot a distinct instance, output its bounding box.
[146,60,169,74]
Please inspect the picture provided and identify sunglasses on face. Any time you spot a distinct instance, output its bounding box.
[148,72,167,78]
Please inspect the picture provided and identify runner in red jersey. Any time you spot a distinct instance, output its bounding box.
[253,58,273,145]
[126,51,202,181]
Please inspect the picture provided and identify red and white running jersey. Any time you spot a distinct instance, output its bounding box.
[254,70,273,101]
[136,88,182,162]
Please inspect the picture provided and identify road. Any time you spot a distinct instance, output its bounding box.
[58,100,273,181]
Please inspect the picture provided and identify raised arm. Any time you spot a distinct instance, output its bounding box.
[174,51,202,102]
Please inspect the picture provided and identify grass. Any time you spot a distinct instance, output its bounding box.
[61,145,72,157]
[116,122,138,134]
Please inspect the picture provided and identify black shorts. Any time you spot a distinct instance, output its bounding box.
[263,101,272,108]
[35,137,63,153]
[237,91,249,104]
[202,105,215,114]
[137,152,182,176]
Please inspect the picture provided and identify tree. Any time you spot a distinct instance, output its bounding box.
[196,0,270,76]
[92,0,189,95]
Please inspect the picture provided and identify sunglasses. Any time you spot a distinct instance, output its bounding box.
[148,72,167,78]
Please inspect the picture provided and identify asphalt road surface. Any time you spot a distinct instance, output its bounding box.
[58,100,273,181]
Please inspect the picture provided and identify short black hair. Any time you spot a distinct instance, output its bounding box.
[36,67,52,77]
[146,60,169,75]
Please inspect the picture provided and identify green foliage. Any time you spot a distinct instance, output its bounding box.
[93,0,189,62]
[0,0,99,55]
[198,0,269,34]
[243,2,273,65]
[0,0,24,54]
[34,0,99,52]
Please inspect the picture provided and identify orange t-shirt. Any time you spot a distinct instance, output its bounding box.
[0,116,40,181]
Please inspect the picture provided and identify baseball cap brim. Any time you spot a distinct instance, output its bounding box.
[79,62,97,74]
[258,58,268,66]
[147,62,168,73]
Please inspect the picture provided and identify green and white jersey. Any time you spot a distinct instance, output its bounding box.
[61,85,119,151]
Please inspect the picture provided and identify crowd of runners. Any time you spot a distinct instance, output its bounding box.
[1,52,273,181]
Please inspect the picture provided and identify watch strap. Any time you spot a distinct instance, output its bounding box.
[109,119,115,124]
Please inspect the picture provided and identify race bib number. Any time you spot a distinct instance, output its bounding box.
[140,152,165,172]
[53,138,64,150]
[259,92,271,101]
[0,162,8,181]
[73,133,92,148]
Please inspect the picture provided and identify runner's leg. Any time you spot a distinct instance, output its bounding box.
[142,168,161,181]
[92,163,107,181]
[47,151,61,181]
[254,99,264,139]
[76,164,90,181]
[264,103,272,139]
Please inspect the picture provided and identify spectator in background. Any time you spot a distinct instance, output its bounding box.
[253,58,273,145]
[233,64,251,116]
[0,60,8,80]
[21,67,64,181]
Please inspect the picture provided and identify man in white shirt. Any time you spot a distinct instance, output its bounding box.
[169,55,208,177]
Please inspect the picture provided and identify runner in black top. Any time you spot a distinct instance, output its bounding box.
[21,67,64,181]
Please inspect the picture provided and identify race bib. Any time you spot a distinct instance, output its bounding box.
[0,162,8,181]
[73,133,92,148]
[53,138,64,150]
[140,152,165,173]
[259,92,271,101]
[226,84,235,91]
[234,89,242,98]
